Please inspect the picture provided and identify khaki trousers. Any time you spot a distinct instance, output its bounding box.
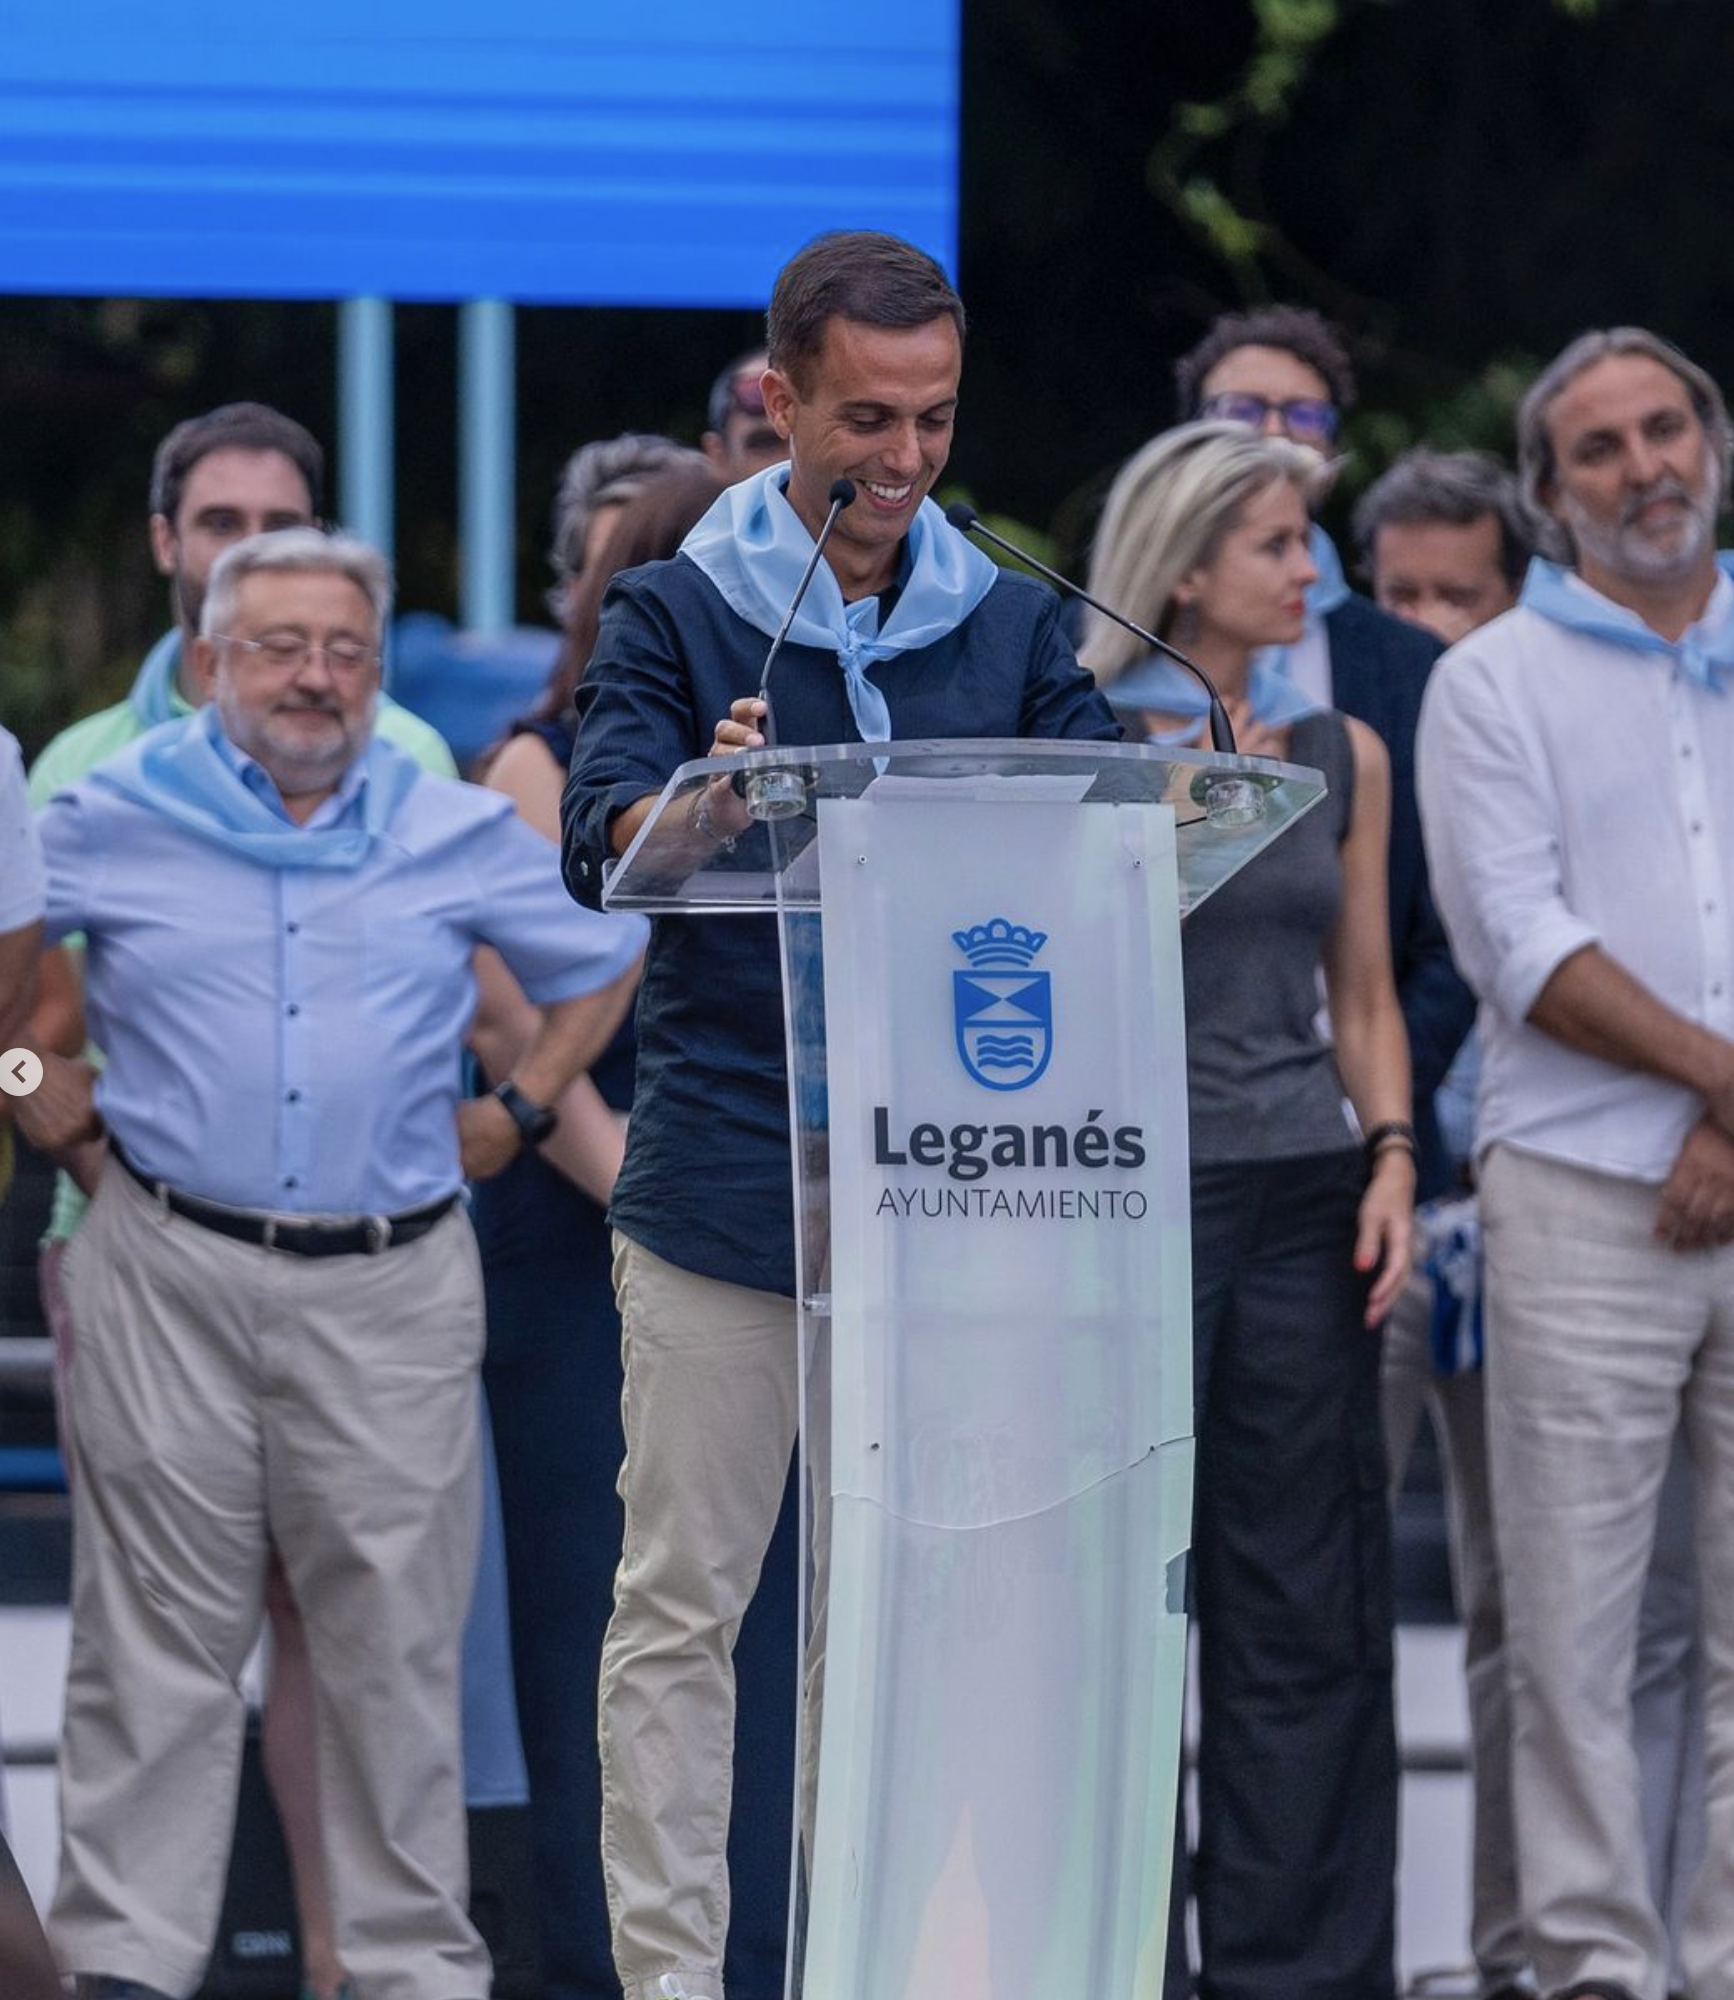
[600,1234,828,2000]
[1481,1143,1734,2000]
[50,1162,490,2000]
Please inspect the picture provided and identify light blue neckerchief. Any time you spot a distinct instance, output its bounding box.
[1519,557,1734,689]
[1251,522,1353,692]
[87,704,421,870]
[1301,521,1353,618]
[680,465,999,741]
[127,629,190,729]
[1103,649,1324,741]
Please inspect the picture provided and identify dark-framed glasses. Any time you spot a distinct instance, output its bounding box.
[215,634,380,674]
[1198,391,1340,444]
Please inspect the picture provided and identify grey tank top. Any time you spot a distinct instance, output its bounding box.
[1182,709,1359,1163]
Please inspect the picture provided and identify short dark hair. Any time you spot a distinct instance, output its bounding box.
[1174,304,1357,422]
[1352,448,1532,588]
[149,402,325,525]
[766,230,965,386]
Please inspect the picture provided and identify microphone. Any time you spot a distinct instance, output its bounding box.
[943,500,1237,755]
[758,477,858,745]
[743,477,857,821]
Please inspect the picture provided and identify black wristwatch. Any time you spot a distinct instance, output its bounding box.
[491,1079,559,1147]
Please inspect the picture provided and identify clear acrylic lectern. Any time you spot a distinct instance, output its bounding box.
[604,738,1326,2000]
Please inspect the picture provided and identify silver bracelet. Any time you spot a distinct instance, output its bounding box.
[690,784,738,852]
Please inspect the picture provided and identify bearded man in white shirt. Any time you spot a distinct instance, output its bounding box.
[1418,327,1734,2000]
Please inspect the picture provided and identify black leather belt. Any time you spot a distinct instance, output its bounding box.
[114,1146,458,1258]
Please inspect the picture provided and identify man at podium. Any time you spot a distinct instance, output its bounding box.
[563,228,1118,2000]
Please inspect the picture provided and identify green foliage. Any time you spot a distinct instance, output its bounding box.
[1254,0,1341,43]
[1150,1,1343,282]
[1176,101,1232,141]
[1151,0,1616,291]
[1331,357,1541,516]
[1132,0,1734,526]
[1176,181,1269,268]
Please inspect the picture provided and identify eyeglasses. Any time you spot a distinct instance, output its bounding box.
[1198,391,1340,444]
[214,634,380,674]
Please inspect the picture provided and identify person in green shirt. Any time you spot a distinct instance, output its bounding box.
[28,403,456,2000]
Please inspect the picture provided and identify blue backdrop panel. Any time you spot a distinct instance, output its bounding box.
[0,1,958,304]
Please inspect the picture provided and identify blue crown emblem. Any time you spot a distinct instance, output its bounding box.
[951,917,1048,969]
[952,917,1053,1091]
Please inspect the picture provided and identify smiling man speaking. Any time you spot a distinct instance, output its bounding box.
[562,228,1118,2000]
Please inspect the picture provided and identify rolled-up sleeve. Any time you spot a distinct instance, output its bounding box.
[1417,643,1599,1024]
[562,575,704,911]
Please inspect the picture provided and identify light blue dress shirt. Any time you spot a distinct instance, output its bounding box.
[38,725,646,1214]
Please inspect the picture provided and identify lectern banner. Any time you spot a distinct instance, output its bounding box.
[797,789,1193,2000]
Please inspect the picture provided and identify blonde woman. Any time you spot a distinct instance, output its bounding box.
[1084,422,1413,1998]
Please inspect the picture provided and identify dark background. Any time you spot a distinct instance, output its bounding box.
[2,0,1730,754]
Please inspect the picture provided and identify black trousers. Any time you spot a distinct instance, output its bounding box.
[1169,1149,1399,2000]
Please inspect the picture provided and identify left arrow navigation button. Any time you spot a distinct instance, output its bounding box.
[0,1049,43,1096]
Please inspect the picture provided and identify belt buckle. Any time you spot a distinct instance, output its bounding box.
[363,1214,393,1255]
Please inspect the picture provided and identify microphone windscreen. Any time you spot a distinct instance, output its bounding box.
[944,500,978,531]
[828,477,858,507]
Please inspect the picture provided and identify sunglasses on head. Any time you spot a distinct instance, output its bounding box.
[1198,391,1340,443]
[726,373,768,418]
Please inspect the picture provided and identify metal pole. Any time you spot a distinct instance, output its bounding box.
[458,298,516,634]
[337,296,394,558]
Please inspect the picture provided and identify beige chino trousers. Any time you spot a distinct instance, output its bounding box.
[1481,1143,1734,2000]
[50,1162,490,2000]
[600,1233,830,2000]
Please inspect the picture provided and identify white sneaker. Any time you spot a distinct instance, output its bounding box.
[656,1978,719,2000]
